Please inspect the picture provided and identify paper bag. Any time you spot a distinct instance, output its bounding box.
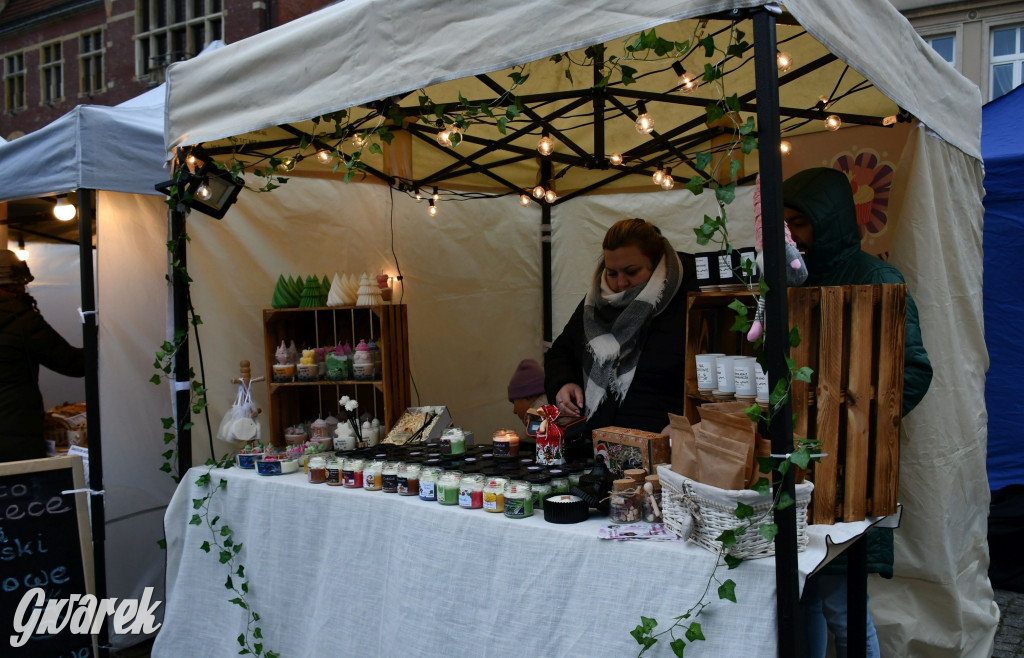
[695,429,749,489]
[668,413,698,479]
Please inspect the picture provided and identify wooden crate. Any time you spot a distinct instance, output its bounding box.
[262,305,411,447]
[683,285,906,524]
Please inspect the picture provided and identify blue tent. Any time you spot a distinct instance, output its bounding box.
[982,84,1024,492]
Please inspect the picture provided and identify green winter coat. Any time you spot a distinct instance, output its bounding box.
[0,294,85,462]
[783,167,934,577]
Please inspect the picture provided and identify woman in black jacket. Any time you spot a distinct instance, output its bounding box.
[0,250,85,462]
[544,218,697,458]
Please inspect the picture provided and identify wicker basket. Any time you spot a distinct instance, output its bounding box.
[657,465,813,560]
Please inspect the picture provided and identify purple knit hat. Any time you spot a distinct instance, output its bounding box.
[507,359,545,402]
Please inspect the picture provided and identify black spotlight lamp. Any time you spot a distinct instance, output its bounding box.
[156,160,244,220]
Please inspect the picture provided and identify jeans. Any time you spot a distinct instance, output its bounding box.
[800,572,880,658]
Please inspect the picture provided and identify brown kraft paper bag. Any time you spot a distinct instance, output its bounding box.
[695,429,749,489]
[668,413,698,479]
[697,408,757,486]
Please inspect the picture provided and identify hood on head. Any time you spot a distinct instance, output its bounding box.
[782,168,861,280]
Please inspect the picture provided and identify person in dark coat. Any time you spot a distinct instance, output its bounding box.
[784,168,933,658]
[0,250,85,462]
[544,218,697,459]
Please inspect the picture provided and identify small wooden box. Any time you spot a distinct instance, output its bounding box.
[592,427,670,479]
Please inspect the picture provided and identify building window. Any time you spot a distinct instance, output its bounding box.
[991,24,1024,100]
[80,30,105,96]
[925,34,955,64]
[40,42,63,104]
[4,52,26,112]
[135,0,223,79]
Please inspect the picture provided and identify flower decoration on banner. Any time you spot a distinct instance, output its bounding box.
[831,149,894,239]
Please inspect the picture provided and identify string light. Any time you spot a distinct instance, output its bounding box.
[817,95,831,110]
[428,199,438,217]
[652,163,665,186]
[414,189,423,202]
[777,51,793,72]
[351,133,365,149]
[609,153,623,166]
[432,187,440,202]
[15,236,28,262]
[537,133,553,156]
[316,149,333,164]
[53,195,76,221]
[635,101,654,134]
[671,62,695,93]
[824,115,842,131]
[780,140,793,156]
[660,167,675,190]
[196,179,213,201]
[186,154,198,168]
[437,122,452,147]
[544,188,557,203]
[277,158,293,172]
[520,193,531,206]
[532,185,545,199]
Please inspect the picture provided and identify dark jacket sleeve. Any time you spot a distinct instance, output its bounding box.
[544,299,586,403]
[22,310,86,378]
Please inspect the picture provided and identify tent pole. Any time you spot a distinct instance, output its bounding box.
[170,209,193,475]
[77,188,109,657]
[752,9,801,657]
[541,157,553,345]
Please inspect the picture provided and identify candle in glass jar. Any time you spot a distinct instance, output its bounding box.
[398,463,421,496]
[503,480,533,518]
[307,456,327,484]
[343,458,365,488]
[326,458,343,486]
[381,461,401,493]
[483,477,507,513]
[492,429,520,458]
[437,471,462,505]
[458,473,485,509]
[363,458,383,491]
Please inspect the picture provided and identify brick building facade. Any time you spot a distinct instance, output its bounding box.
[1,0,333,140]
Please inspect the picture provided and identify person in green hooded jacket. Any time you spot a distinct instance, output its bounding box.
[783,168,932,658]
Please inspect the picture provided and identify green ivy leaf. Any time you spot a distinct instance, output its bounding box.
[734,501,754,520]
[149,374,162,385]
[700,35,716,57]
[759,523,780,543]
[729,158,742,181]
[163,432,175,444]
[368,143,383,155]
[220,551,232,564]
[196,473,211,487]
[717,529,737,547]
[200,540,210,553]
[157,537,166,549]
[695,151,713,172]
[159,463,172,473]
[192,498,205,510]
[220,525,233,537]
[740,116,756,136]
[670,638,686,656]
[743,404,763,423]
[790,447,812,470]
[241,580,248,592]
[741,135,758,154]
[189,514,201,526]
[789,325,802,348]
[793,366,813,383]
[496,117,508,135]
[229,597,248,609]
[253,627,263,639]
[718,579,737,603]
[725,94,740,113]
[769,379,788,406]
[730,313,751,333]
[727,298,748,315]
[237,633,246,646]
[620,65,637,85]
[777,491,796,511]
[724,554,744,569]
[685,622,706,642]
[716,182,736,205]
[225,575,233,590]
[254,643,263,656]
[705,102,724,124]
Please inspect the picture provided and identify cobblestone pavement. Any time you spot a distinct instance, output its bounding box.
[995,589,1024,658]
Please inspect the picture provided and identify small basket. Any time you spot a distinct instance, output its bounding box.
[657,465,813,560]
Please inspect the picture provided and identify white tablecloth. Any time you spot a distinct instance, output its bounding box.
[153,466,892,657]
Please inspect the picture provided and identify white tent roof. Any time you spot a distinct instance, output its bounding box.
[165,0,980,163]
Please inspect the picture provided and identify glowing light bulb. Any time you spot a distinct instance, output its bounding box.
[652,167,665,186]
[437,126,452,147]
[53,196,77,221]
[186,154,198,168]
[432,187,440,202]
[537,135,553,156]
[609,153,623,166]
[635,112,654,134]
[352,134,364,149]
[520,194,531,206]
[428,201,438,217]
[818,95,831,109]
[532,185,545,199]
[825,115,842,131]
[544,189,557,203]
[414,190,423,202]
[777,52,793,73]
[277,159,293,172]
[660,168,674,190]
[780,140,793,156]
[316,149,333,164]
[672,62,695,93]
[15,247,29,261]
[196,182,213,201]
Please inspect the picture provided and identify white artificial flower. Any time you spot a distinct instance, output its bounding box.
[345,400,359,412]
[339,395,351,406]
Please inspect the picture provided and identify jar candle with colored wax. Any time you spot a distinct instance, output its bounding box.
[419,467,441,502]
[458,473,485,509]
[307,456,327,484]
[483,477,508,513]
[398,463,421,496]
[437,471,462,505]
[382,461,401,493]
[326,458,343,486]
[503,480,533,518]
[492,429,520,458]
[440,427,466,456]
[363,458,384,491]
[343,458,365,488]
[549,468,570,495]
[526,475,552,509]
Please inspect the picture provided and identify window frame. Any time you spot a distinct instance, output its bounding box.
[3,51,27,112]
[134,0,224,81]
[989,22,1024,101]
[917,23,962,72]
[39,40,64,105]
[79,29,105,97]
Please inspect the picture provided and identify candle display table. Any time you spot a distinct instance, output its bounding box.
[153,466,893,656]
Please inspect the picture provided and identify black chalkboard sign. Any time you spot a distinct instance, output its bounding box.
[0,456,95,657]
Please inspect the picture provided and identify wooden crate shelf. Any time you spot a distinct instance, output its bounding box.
[262,305,411,447]
[683,286,907,525]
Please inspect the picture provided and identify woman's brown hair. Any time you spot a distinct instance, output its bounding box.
[602,218,663,264]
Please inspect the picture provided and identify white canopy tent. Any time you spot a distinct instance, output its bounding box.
[0,74,182,650]
[160,1,992,655]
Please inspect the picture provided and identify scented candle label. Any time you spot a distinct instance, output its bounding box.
[504,497,532,518]
[382,473,398,493]
[438,485,458,505]
[342,469,355,486]
[364,473,379,490]
[459,489,472,507]
[419,481,436,501]
[483,491,503,512]
[492,440,510,458]
[718,254,733,279]
[326,467,341,485]
[695,256,710,279]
